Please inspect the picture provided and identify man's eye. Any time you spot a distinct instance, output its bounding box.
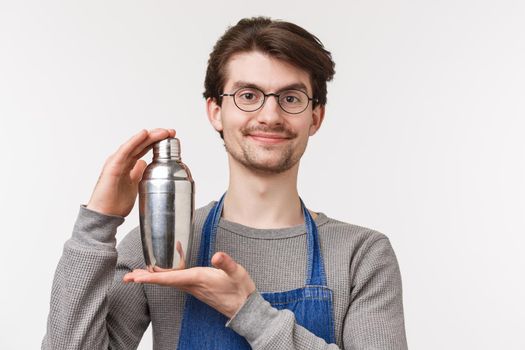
[282,93,303,104]
[236,89,261,104]
[240,93,255,100]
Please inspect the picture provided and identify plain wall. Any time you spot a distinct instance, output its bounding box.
[1,1,524,348]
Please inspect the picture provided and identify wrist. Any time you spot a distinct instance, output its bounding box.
[227,288,257,319]
[85,201,125,218]
[226,291,283,348]
[71,204,125,250]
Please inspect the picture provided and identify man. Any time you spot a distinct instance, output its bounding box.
[43,17,407,349]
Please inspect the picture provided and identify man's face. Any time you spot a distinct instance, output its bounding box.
[207,51,324,175]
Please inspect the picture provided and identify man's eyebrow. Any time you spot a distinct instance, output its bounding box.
[229,81,309,94]
[230,81,260,91]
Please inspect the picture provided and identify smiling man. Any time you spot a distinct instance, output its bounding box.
[43,17,408,349]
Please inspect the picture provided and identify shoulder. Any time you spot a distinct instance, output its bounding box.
[316,214,396,268]
[195,201,215,221]
[194,201,216,233]
[317,213,389,251]
[317,215,401,283]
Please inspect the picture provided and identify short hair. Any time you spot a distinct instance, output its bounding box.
[204,17,336,107]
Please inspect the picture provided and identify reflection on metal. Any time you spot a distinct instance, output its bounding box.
[139,138,195,271]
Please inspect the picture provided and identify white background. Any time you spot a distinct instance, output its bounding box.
[1,1,524,349]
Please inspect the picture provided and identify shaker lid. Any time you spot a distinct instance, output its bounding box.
[154,137,181,160]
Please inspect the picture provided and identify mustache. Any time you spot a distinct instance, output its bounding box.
[241,125,297,138]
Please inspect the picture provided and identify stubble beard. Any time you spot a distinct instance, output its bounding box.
[223,125,304,175]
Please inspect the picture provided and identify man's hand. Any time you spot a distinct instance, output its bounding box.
[123,252,256,318]
[86,128,176,217]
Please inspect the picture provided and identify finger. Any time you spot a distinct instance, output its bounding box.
[113,129,149,163]
[130,128,172,158]
[131,272,171,285]
[123,269,150,283]
[134,143,156,161]
[133,127,178,160]
[130,267,204,286]
[211,252,238,276]
[113,129,172,165]
[129,159,148,182]
[176,241,186,269]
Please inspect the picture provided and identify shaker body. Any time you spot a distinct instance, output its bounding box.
[139,139,194,271]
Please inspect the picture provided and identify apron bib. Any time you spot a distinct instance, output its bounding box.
[177,194,336,349]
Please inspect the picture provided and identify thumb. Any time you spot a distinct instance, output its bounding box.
[130,159,148,182]
[211,252,238,275]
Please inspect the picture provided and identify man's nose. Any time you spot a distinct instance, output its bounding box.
[255,95,285,125]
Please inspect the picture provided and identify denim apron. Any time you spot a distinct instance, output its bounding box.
[177,194,336,349]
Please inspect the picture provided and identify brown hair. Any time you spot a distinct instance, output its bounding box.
[204,17,336,107]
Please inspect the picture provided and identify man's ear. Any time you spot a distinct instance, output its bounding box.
[309,104,325,136]
[206,97,223,132]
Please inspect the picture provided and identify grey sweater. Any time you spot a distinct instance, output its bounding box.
[42,202,407,349]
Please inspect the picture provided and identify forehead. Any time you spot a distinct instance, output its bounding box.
[223,51,312,93]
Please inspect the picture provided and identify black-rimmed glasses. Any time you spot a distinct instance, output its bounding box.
[220,86,318,114]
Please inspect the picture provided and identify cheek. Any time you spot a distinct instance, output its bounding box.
[222,120,243,138]
[296,120,314,138]
[221,117,247,145]
[221,109,249,130]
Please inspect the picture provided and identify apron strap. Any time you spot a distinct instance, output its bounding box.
[301,199,327,286]
[198,193,226,267]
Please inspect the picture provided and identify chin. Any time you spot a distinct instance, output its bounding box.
[248,165,293,175]
[243,157,298,174]
[224,137,302,173]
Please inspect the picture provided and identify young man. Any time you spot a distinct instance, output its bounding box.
[43,17,407,349]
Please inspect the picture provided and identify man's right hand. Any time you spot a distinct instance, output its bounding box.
[86,128,176,217]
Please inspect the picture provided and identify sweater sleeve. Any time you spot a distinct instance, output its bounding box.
[41,205,151,350]
[226,291,340,349]
[343,237,408,349]
[226,237,407,350]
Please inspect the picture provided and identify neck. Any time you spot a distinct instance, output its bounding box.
[223,160,307,229]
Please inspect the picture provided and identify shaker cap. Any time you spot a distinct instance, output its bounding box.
[153,137,181,160]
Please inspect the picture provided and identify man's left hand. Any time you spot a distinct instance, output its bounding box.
[123,252,256,318]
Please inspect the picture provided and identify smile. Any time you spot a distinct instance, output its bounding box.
[248,134,290,144]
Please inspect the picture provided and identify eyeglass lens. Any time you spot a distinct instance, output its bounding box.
[233,87,310,114]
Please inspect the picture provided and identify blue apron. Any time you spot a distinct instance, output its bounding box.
[177,194,336,349]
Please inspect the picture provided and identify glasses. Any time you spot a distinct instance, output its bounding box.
[220,86,318,114]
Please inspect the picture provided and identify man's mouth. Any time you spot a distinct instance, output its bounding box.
[248,133,291,144]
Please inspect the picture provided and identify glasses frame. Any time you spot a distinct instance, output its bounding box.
[219,87,318,115]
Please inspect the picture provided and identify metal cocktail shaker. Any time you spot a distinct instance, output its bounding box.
[139,138,195,271]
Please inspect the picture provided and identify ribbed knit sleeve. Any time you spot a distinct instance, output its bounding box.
[227,291,340,349]
[343,237,407,349]
[41,205,151,350]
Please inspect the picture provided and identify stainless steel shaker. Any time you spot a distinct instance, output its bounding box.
[139,137,195,271]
